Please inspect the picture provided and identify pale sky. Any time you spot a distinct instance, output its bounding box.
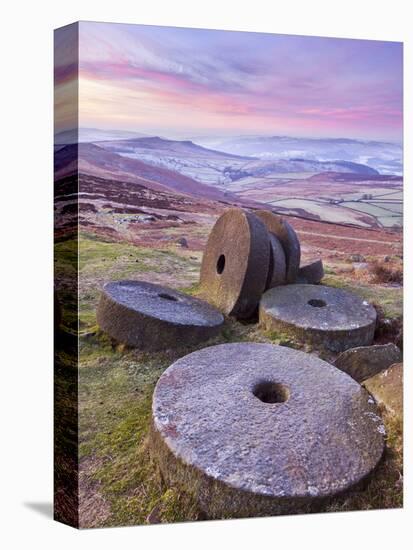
[55,22,403,142]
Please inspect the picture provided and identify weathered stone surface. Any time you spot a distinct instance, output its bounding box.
[297,259,324,284]
[96,280,224,350]
[265,233,287,289]
[151,343,385,519]
[176,237,188,248]
[256,210,301,283]
[200,208,270,319]
[334,344,402,383]
[363,362,403,418]
[259,284,377,352]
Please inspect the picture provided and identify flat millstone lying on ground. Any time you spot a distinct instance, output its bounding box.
[334,343,402,383]
[96,280,224,350]
[200,208,270,319]
[259,284,377,352]
[150,343,385,519]
[256,211,301,283]
[363,362,403,418]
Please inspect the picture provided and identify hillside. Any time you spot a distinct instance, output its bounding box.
[94,134,384,188]
[227,158,379,180]
[54,143,246,204]
[104,136,251,160]
[194,134,403,176]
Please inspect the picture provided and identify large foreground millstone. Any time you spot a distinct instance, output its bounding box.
[199,209,270,319]
[260,284,377,352]
[256,210,301,283]
[150,343,385,519]
[96,280,224,350]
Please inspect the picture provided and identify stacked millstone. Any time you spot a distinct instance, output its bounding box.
[199,208,323,319]
[200,208,377,351]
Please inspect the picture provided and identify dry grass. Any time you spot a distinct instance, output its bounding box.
[373,304,403,350]
[75,236,403,527]
[370,261,403,284]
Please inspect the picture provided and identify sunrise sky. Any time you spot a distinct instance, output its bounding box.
[55,22,403,142]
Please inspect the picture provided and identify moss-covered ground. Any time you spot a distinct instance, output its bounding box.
[71,234,403,527]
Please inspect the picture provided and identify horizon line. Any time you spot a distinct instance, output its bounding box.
[55,126,403,146]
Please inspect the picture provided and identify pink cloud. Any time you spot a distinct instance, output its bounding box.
[74,23,402,140]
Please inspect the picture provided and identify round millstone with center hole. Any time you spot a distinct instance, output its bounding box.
[200,208,270,319]
[150,343,385,518]
[260,284,377,352]
[256,210,301,283]
[96,280,224,350]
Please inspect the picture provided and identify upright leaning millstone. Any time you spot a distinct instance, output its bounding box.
[256,210,301,283]
[151,343,385,518]
[200,208,270,319]
[265,233,287,289]
[96,280,224,350]
[260,284,377,352]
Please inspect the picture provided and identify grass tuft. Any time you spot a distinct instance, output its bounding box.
[370,261,403,284]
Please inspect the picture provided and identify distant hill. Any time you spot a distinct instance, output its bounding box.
[193,134,403,176]
[55,127,151,145]
[306,172,402,183]
[96,136,253,187]
[54,143,245,204]
[226,158,379,180]
[98,135,385,184]
[100,136,252,160]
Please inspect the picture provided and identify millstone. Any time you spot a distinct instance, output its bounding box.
[297,259,324,284]
[256,211,301,283]
[363,362,403,418]
[260,284,377,352]
[96,280,224,350]
[334,343,402,383]
[150,343,384,518]
[265,233,287,288]
[200,208,270,319]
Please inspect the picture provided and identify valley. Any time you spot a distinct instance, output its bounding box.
[55,131,402,230]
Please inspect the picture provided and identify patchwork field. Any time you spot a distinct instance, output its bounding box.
[236,174,403,229]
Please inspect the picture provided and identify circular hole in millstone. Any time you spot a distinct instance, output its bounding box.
[216,254,226,275]
[308,298,327,308]
[158,292,178,302]
[253,381,290,404]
